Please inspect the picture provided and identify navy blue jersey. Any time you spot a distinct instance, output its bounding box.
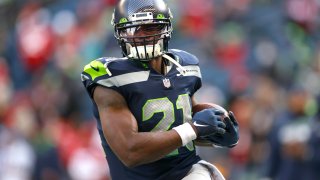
[81,49,202,180]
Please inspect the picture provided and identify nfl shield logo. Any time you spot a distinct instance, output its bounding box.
[163,78,171,88]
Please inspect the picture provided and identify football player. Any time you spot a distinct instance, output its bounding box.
[81,0,239,179]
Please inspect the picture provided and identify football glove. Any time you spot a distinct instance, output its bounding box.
[192,108,226,138]
[206,111,239,148]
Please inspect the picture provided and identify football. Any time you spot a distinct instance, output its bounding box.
[192,103,229,118]
[192,103,229,146]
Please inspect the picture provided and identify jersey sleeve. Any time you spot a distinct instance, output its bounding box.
[81,58,120,98]
[194,71,202,94]
[191,63,202,95]
[169,49,202,95]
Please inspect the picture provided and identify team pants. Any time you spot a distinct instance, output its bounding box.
[182,160,225,180]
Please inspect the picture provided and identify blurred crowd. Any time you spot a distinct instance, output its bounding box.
[0,0,320,180]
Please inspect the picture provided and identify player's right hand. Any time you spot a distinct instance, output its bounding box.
[192,108,226,138]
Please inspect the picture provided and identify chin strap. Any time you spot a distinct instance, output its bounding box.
[162,54,186,76]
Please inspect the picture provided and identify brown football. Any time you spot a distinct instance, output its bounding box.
[192,103,229,118]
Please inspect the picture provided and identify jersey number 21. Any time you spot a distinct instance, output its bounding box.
[142,94,195,156]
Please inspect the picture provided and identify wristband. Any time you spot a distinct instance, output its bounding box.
[173,123,197,146]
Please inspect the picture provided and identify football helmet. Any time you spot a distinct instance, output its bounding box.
[112,0,173,61]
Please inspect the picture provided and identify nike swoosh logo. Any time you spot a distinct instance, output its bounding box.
[193,122,209,127]
[91,65,99,71]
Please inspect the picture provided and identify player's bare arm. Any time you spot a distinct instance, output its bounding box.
[93,85,183,167]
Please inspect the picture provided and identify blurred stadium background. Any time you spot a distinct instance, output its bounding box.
[0,0,320,179]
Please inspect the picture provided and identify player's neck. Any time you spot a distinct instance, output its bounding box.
[149,57,167,75]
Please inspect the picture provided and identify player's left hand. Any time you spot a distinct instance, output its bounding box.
[205,111,239,148]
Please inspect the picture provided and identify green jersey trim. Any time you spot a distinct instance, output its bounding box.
[83,60,109,81]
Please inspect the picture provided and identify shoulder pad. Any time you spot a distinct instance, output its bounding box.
[168,49,199,66]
